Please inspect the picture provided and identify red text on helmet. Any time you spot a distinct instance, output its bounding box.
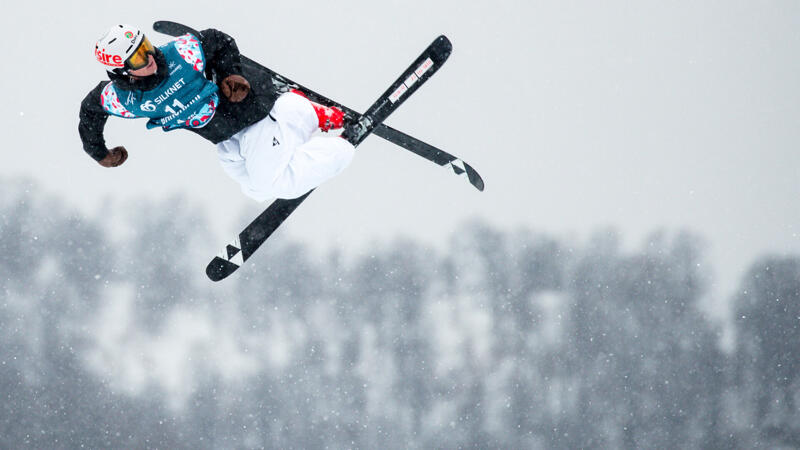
[95,47,124,67]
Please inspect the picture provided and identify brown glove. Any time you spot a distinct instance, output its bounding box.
[220,74,251,102]
[98,146,128,168]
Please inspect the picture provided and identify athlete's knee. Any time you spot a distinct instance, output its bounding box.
[275,91,313,115]
[273,92,316,126]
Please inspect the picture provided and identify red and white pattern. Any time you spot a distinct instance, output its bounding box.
[184,95,219,129]
[100,83,136,118]
[174,33,205,72]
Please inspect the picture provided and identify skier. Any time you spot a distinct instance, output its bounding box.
[79,24,359,201]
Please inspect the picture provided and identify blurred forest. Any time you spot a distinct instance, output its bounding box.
[1,177,798,449]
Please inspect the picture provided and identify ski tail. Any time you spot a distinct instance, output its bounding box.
[373,126,485,191]
[205,191,311,281]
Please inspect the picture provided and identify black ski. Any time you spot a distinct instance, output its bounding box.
[204,33,453,281]
[153,20,484,191]
[207,191,311,281]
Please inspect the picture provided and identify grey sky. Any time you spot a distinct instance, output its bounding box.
[1,0,798,304]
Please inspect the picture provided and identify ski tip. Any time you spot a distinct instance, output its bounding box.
[153,20,200,38]
[206,257,240,282]
[471,174,485,192]
[152,20,171,31]
[432,35,453,61]
[464,163,485,192]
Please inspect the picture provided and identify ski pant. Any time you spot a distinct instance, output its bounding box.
[216,92,356,202]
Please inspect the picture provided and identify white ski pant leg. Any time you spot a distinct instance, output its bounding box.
[216,92,355,202]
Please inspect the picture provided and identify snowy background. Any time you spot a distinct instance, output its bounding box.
[1,0,799,448]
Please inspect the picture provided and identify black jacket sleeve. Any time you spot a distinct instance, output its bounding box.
[78,82,111,162]
[199,28,243,81]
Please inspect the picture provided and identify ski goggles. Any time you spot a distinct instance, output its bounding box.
[125,37,156,71]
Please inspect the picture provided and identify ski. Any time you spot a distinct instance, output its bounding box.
[153,20,484,191]
[207,191,311,281]
[204,33,453,281]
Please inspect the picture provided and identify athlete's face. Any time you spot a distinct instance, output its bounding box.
[128,54,157,78]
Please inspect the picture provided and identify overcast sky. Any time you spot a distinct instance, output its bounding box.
[2,0,798,304]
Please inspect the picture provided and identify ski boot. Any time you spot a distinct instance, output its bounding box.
[290,89,345,132]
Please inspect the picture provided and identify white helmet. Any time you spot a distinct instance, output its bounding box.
[94,24,154,72]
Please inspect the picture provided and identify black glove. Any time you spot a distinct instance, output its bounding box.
[220,75,250,102]
[99,146,128,168]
